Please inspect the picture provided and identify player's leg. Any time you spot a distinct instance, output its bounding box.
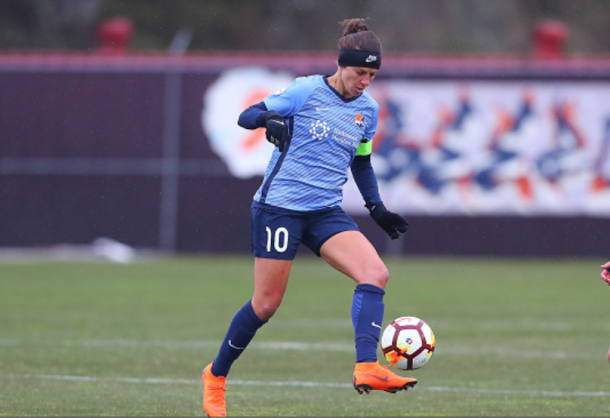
[211,257,291,377]
[304,210,388,365]
[319,230,388,363]
[252,257,292,320]
[203,206,301,416]
[203,259,291,417]
[320,229,388,288]
[318,228,417,394]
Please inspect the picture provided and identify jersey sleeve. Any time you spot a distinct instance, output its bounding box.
[357,100,379,155]
[237,101,268,129]
[350,154,383,209]
[263,76,318,117]
[353,98,382,207]
[362,101,379,143]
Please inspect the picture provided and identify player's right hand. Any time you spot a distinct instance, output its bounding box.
[264,111,289,152]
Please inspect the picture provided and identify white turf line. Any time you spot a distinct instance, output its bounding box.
[4,373,610,398]
[0,338,603,360]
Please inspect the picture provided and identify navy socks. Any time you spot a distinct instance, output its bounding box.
[351,284,385,363]
[211,284,384,376]
[211,300,267,377]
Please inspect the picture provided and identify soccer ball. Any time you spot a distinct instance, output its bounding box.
[380,316,435,370]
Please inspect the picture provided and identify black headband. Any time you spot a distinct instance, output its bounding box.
[338,49,382,70]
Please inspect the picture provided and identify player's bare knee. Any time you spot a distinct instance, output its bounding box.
[373,264,389,289]
[257,304,280,321]
[355,263,389,289]
[253,294,283,321]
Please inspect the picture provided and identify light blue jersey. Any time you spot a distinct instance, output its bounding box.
[254,75,379,211]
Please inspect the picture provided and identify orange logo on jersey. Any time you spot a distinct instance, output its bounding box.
[355,113,365,129]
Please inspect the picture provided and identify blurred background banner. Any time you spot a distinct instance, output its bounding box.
[348,80,610,217]
[204,69,610,216]
[0,0,609,257]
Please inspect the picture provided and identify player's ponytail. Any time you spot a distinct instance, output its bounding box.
[338,18,382,53]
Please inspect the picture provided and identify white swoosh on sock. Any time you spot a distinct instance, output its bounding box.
[228,340,246,350]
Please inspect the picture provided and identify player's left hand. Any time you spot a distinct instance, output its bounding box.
[370,204,409,240]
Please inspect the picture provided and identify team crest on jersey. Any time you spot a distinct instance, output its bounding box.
[355,113,365,129]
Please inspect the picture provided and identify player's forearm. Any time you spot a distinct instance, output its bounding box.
[351,154,383,209]
[237,101,268,129]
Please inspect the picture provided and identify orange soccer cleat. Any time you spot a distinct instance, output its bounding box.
[353,360,418,394]
[202,363,227,417]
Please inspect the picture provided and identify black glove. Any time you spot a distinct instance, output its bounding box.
[370,203,409,240]
[264,111,289,152]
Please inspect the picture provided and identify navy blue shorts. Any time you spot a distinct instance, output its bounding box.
[251,202,359,260]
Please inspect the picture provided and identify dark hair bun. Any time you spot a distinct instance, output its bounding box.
[337,17,381,53]
[341,18,369,37]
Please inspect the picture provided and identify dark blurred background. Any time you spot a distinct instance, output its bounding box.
[1,0,609,54]
[1,0,609,258]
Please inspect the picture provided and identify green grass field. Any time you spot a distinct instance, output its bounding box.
[1,255,609,416]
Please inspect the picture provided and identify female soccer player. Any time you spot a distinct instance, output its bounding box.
[202,18,414,417]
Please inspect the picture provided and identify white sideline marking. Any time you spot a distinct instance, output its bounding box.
[0,338,601,360]
[4,373,610,397]
[0,339,354,352]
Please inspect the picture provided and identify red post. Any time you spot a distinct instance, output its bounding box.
[532,20,569,60]
[97,17,133,55]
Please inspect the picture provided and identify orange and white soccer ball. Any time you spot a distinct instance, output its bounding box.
[380,316,435,370]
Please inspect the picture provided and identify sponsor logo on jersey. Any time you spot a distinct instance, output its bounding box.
[332,128,360,148]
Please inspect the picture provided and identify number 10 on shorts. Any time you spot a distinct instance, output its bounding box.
[266,226,289,253]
